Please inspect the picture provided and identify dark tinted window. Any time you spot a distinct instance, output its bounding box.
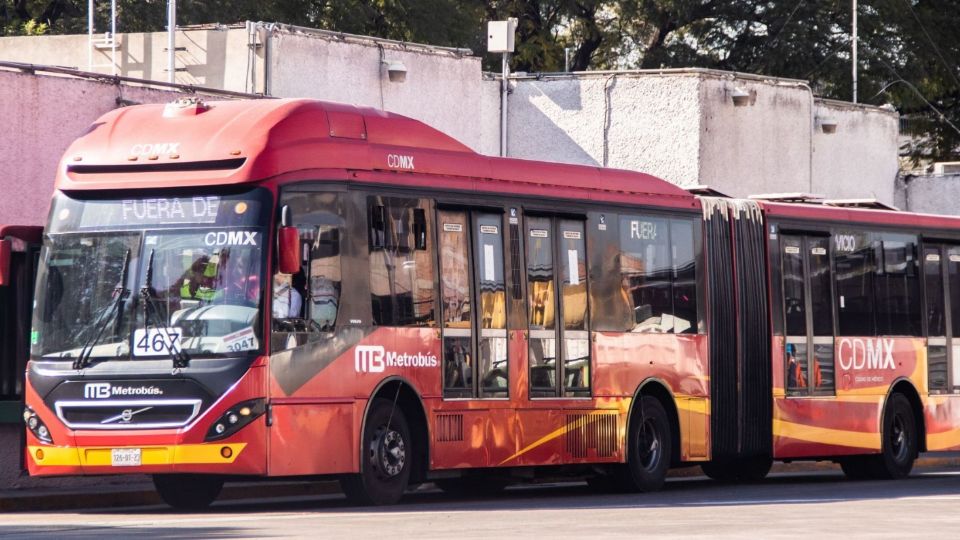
[368,197,435,327]
[671,218,698,333]
[925,248,946,337]
[782,237,806,336]
[876,235,921,336]
[949,247,960,338]
[834,232,876,336]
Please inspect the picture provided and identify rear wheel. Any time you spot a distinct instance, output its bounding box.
[875,393,917,479]
[618,396,672,492]
[153,474,223,511]
[341,398,412,505]
[840,393,917,480]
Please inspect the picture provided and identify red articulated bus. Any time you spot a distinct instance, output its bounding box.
[23,97,960,508]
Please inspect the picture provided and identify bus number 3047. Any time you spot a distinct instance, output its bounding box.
[132,328,183,357]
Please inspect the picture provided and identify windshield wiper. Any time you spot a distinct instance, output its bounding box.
[74,249,131,370]
[139,249,191,368]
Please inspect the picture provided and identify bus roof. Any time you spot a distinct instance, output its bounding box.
[56,98,694,206]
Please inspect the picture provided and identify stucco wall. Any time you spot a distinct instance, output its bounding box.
[267,30,483,151]
[0,70,189,226]
[698,78,811,196]
[0,27,257,90]
[506,74,702,186]
[811,101,900,203]
[899,174,960,215]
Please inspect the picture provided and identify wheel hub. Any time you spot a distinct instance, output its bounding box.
[637,419,662,471]
[371,425,406,478]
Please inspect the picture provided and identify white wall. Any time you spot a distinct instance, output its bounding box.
[900,173,960,215]
[266,30,484,151]
[0,69,189,226]
[505,72,899,203]
[811,100,900,203]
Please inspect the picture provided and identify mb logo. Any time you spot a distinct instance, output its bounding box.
[84,382,111,399]
[355,345,385,373]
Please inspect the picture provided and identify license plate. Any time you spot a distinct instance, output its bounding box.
[111,448,142,467]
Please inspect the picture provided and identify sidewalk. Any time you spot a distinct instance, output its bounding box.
[2,453,958,512]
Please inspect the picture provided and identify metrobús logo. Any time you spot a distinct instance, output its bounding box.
[354,345,438,373]
[83,382,164,399]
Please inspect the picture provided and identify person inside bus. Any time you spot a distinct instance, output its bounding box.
[786,343,806,389]
[272,271,304,320]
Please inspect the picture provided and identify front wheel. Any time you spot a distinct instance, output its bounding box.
[153,474,224,511]
[618,396,672,492]
[340,398,412,505]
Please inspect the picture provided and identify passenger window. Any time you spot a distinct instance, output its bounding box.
[273,191,343,351]
[671,218,698,334]
[619,215,698,333]
[368,197,435,327]
[876,235,921,336]
[834,232,876,336]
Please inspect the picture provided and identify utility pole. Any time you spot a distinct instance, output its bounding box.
[168,1,177,84]
[852,0,858,103]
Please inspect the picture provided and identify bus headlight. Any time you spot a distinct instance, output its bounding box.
[23,407,53,444]
[205,399,266,441]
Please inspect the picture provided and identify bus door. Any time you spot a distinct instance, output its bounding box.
[781,234,835,394]
[923,243,960,392]
[525,216,590,399]
[437,210,509,399]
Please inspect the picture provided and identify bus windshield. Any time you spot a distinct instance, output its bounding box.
[31,190,270,362]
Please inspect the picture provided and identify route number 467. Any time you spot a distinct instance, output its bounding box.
[132,328,183,357]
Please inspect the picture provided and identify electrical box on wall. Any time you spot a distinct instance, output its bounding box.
[487,19,518,53]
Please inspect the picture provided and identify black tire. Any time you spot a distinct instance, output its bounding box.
[153,474,224,511]
[702,456,772,483]
[618,396,672,492]
[340,398,412,505]
[874,393,917,479]
[434,477,508,497]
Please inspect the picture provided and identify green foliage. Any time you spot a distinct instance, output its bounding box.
[2,0,958,160]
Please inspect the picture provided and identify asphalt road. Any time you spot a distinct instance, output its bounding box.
[2,470,959,539]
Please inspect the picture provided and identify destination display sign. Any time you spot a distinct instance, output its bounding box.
[47,189,271,233]
[79,196,221,228]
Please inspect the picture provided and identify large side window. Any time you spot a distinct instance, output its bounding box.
[273,191,344,351]
[368,196,435,327]
[835,231,921,337]
[834,232,876,336]
[876,234,921,336]
[619,215,698,333]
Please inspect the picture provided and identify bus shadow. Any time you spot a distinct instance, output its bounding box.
[0,525,259,539]
[82,470,960,516]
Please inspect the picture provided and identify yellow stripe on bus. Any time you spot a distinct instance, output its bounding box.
[773,419,880,450]
[927,428,960,451]
[28,443,247,467]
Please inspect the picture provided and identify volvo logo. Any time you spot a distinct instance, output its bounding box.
[101,406,153,425]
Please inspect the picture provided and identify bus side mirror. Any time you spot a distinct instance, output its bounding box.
[0,239,10,286]
[278,227,301,274]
